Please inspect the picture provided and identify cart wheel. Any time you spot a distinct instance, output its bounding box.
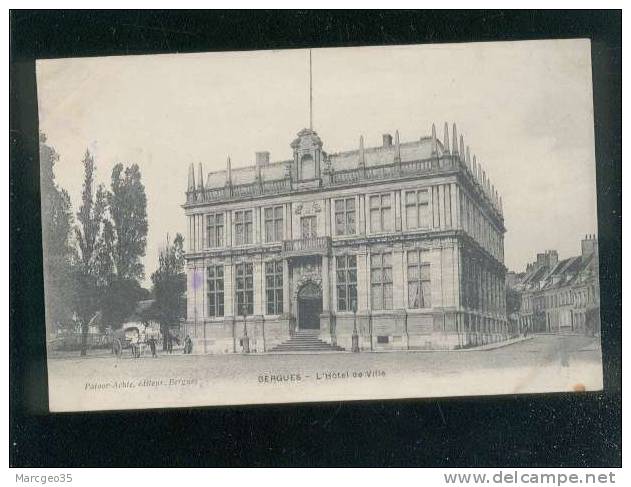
[112,338,123,357]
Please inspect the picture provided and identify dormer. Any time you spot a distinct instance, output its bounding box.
[290,128,323,181]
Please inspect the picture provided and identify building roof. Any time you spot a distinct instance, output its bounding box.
[512,251,596,294]
[203,134,443,189]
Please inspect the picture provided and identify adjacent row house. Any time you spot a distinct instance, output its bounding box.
[511,235,600,336]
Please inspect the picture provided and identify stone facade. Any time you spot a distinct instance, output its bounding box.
[182,123,509,353]
[510,236,600,336]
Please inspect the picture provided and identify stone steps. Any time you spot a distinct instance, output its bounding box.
[269,330,345,352]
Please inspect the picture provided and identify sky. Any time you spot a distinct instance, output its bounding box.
[37,39,597,285]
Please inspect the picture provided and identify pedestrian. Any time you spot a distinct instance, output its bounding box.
[184,335,192,354]
[167,331,173,354]
[148,336,157,358]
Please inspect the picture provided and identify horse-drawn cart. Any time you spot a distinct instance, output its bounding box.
[110,323,161,358]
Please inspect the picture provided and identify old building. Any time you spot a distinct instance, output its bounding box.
[512,235,600,336]
[181,123,508,353]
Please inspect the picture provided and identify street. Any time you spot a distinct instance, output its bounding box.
[47,335,603,412]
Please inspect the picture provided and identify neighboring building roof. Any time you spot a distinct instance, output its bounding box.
[511,251,597,294]
[540,256,583,290]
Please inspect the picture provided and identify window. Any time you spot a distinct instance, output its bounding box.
[301,216,317,239]
[407,250,431,308]
[334,198,356,235]
[369,193,392,233]
[264,206,284,243]
[235,262,254,315]
[206,213,224,248]
[265,260,283,315]
[234,210,253,245]
[377,336,389,344]
[336,255,357,311]
[207,265,224,317]
[301,154,315,180]
[371,252,393,310]
[405,190,430,229]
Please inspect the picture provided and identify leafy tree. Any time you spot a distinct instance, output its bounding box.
[73,149,110,355]
[151,234,186,350]
[39,133,75,332]
[100,278,146,330]
[108,163,148,281]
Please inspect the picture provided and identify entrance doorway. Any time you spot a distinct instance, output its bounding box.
[297,282,322,330]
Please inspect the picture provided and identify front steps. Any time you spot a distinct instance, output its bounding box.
[269,329,345,353]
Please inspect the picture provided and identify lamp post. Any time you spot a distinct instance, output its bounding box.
[351,299,359,353]
[241,304,250,354]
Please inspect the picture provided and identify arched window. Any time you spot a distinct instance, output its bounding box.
[301,154,315,180]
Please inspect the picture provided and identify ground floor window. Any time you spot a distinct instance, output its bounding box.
[235,262,254,315]
[407,250,431,308]
[336,255,357,311]
[265,260,283,315]
[207,265,224,317]
[371,252,393,310]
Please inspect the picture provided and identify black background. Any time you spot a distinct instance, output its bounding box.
[10,10,621,467]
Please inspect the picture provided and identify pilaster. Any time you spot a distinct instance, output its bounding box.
[394,190,402,232]
[322,255,330,311]
[224,261,234,317]
[253,258,264,315]
[392,244,405,309]
[356,247,369,311]
[282,258,291,314]
[359,194,366,235]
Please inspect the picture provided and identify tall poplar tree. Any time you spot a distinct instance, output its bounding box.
[95,162,149,330]
[73,149,110,354]
[108,163,148,281]
[39,133,75,332]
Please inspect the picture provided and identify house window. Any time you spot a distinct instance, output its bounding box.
[206,213,224,248]
[369,193,392,233]
[334,198,356,235]
[207,265,224,317]
[405,189,430,229]
[234,210,253,245]
[408,250,431,308]
[235,262,254,315]
[371,252,393,310]
[264,206,284,243]
[265,260,283,315]
[336,255,357,311]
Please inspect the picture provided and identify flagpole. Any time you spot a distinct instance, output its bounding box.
[309,49,313,130]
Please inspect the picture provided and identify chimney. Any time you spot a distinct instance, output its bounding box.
[548,250,558,267]
[581,234,598,261]
[536,253,547,268]
[256,151,270,167]
[382,133,393,147]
